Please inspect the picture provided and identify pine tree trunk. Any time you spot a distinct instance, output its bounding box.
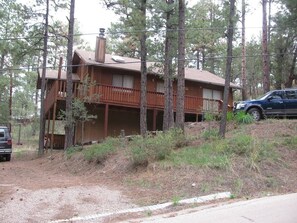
[284,47,297,88]
[65,0,75,149]
[219,0,235,138]
[262,0,270,93]
[140,0,147,136]
[38,0,49,156]
[9,71,12,132]
[176,0,186,131]
[163,4,174,131]
[241,0,248,100]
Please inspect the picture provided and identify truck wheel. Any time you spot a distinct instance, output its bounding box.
[5,154,11,161]
[248,108,261,121]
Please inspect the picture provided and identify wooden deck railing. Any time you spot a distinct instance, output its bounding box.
[44,80,221,114]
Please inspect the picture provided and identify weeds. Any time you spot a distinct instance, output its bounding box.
[129,128,188,166]
[283,136,297,150]
[202,129,219,140]
[167,133,274,171]
[83,137,121,163]
[168,143,231,169]
[234,111,254,124]
[227,134,253,155]
[200,182,211,193]
[172,196,181,206]
[233,178,244,195]
[265,176,278,188]
[65,146,82,158]
[203,112,217,121]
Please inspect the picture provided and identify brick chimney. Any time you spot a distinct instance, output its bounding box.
[95,28,106,63]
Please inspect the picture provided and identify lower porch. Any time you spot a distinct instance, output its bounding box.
[44,103,207,149]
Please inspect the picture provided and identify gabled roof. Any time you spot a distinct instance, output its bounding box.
[73,49,240,89]
[36,69,80,89]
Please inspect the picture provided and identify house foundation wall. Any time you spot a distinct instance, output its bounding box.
[75,105,165,144]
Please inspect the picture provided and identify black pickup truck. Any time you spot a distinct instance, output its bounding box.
[0,126,12,161]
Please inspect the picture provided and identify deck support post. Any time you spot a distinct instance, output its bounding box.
[50,101,57,152]
[104,104,109,138]
[45,110,51,151]
[153,109,158,131]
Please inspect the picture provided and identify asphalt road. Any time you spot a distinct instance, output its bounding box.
[130,193,297,223]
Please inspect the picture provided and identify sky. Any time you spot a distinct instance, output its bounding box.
[73,0,264,48]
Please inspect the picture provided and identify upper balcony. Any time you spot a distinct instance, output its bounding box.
[44,79,222,115]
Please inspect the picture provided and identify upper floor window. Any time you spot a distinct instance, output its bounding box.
[156,81,164,93]
[112,74,134,89]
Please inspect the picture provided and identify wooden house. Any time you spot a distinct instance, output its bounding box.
[38,35,239,148]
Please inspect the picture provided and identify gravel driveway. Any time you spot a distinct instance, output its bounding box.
[0,152,137,223]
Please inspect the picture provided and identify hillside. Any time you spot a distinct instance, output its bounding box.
[3,119,297,207]
[14,119,297,205]
[1,119,297,222]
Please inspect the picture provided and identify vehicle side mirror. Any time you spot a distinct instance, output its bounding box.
[267,96,273,101]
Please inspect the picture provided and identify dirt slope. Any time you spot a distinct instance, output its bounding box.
[0,119,297,222]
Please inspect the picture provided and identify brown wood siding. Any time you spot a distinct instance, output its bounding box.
[75,105,140,142]
[74,105,104,144]
[108,107,140,137]
[45,63,236,144]
[74,105,166,142]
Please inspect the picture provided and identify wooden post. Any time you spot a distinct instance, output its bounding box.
[45,110,51,152]
[50,57,63,152]
[153,109,158,131]
[104,104,109,138]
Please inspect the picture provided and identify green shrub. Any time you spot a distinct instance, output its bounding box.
[283,136,297,150]
[203,112,217,121]
[226,111,234,121]
[166,133,274,170]
[202,129,219,140]
[83,137,121,163]
[129,128,187,166]
[129,135,150,166]
[234,111,254,124]
[65,146,82,158]
[168,142,230,169]
[227,134,253,155]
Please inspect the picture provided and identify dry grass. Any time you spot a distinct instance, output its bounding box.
[10,119,297,206]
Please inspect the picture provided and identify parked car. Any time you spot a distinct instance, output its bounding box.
[234,89,297,121]
[0,126,12,161]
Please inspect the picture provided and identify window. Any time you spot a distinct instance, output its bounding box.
[203,88,222,112]
[270,91,284,99]
[156,81,164,93]
[0,130,4,138]
[285,90,297,99]
[112,74,134,91]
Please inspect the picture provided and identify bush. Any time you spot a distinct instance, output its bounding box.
[203,112,217,121]
[202,129,219,140]
[167,133,274,171]
[83,137,121,163]
[129,128,187,166]
[283,136,297,150]
[65,146,82,158]
[168,142,230,169]
[234,111,254,124]
[227,134,253,155]
[226,111,234,121]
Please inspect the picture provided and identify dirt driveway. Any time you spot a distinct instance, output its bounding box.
[0,152,137,223]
